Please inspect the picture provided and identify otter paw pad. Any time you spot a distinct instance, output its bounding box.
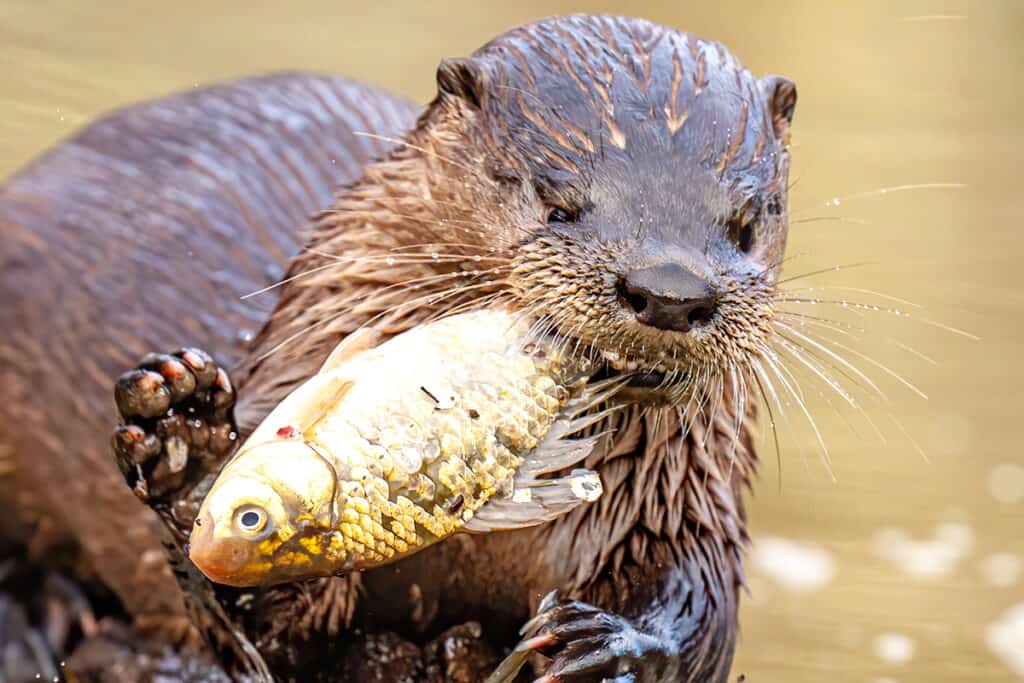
[111,347,237,501]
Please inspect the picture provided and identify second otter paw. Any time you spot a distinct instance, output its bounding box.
[516,593,666,683]
[111,348,237,504]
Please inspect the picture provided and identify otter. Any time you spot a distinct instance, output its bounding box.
[1,14,797,682]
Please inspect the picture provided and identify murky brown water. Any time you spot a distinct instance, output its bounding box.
[3,0,1022,680]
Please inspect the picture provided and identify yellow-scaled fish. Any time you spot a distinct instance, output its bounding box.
[188,308,616,587]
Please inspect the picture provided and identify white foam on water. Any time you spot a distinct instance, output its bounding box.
[873,522,973,578]
[986,603,1024,675]
[750,536,836,593]
[980,552,1022,588]
[873,632,915,664]
[987,463,1024,504]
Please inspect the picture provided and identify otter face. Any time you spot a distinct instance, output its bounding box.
[430,16,797,402]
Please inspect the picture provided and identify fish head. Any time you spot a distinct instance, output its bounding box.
[189,439,338,586]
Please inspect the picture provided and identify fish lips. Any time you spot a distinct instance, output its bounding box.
[188,510,261,586]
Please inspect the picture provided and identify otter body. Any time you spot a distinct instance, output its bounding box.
[1,15,796,682]
[0,74,418,631]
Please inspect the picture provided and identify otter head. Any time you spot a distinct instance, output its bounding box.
[411,15,797,404]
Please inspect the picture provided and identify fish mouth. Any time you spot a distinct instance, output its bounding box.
[188,510,260,586]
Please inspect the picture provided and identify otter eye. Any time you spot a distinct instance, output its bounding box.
[234,506,268,535]
[728,201,761,254]
[546,207,577,224]
[737,223,755,254]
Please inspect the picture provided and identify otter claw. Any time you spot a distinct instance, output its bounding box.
[110,347,238,506]
[493,597,662,683]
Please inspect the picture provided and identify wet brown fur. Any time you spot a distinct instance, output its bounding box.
[0,73,420,642]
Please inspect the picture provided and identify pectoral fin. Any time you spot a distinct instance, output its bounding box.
[464,436,604,533]
[463,376,623,533]
[241,374,354,450]
[464,467,602,533]
[319,326,385,373]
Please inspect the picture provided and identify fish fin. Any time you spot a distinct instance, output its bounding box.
[462,376,624,534]
[518,430,605,478]
[464,467,602,533]
[563,375,630,419]
[461,378,623,534]
[243,375,354,448]
[319,327,385,373]
[464,434,604,533]
[299,379,354,435]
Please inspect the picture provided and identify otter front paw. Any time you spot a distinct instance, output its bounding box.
[518,594,666,683]
[111,348,237,506]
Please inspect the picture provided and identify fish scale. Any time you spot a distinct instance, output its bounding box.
[189,308,616,587]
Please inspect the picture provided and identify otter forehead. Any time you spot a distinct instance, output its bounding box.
[427,14,796,373]
[472,15,786,200]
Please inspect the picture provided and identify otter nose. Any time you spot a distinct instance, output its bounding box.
[618,264,718,333]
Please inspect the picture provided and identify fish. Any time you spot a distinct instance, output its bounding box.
[187,308,619,587]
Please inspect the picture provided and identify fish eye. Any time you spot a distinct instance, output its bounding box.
[233,505,269,535]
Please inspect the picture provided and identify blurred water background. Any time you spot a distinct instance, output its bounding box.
[2,1,1021,680]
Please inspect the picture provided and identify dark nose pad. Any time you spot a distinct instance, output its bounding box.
[618,263,718,333]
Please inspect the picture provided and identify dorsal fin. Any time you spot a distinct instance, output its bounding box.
[319,327,384,373]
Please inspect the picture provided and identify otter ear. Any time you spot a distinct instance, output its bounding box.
[436,57,488,110]
[760,75,797,144]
